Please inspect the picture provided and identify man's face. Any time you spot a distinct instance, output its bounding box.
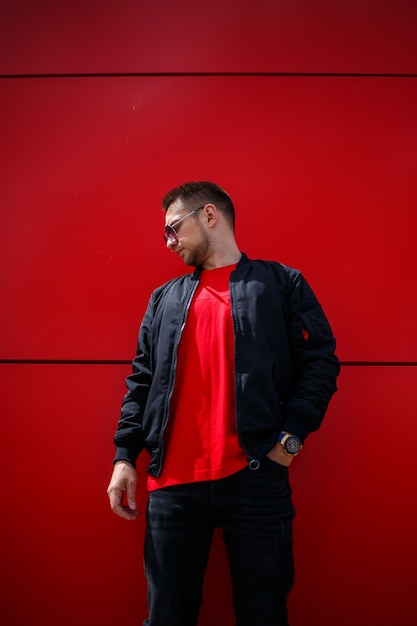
[165,200,210,267]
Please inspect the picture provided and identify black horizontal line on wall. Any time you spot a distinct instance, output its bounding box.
[1,72,417,80]
[341,362,417,367]
[0,359,416,367]
[0,359,132,365]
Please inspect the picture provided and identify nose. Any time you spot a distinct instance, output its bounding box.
[166,237,176,251]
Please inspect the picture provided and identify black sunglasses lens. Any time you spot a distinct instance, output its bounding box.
[164,225,177,244]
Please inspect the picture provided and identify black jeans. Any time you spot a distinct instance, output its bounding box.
[143,458,295,626]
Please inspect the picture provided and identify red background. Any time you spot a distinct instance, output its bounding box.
[1,2,416,624]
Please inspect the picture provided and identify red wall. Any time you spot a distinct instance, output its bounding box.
[1,2,416,624]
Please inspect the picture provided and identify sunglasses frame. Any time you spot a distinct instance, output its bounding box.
[163,206,205,245]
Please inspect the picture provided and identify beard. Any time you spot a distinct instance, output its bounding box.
[182,227,211,267]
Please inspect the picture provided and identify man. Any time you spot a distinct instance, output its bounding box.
[107,181,339,626]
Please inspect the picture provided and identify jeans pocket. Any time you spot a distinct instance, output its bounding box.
[262,455,290,474]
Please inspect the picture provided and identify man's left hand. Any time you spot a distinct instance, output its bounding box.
[266,442,293,467]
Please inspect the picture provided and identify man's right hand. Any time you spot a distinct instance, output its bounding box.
[107,462,139,520]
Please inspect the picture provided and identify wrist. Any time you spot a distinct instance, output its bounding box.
[113,460,135,470]
[278,431,303,456]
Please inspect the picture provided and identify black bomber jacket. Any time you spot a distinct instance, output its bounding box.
[113,253,340,476]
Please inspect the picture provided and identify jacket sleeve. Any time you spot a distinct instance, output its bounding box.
[112,295,155,467]
[282,271,340,441]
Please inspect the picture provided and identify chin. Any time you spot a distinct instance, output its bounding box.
[182,252,196,267]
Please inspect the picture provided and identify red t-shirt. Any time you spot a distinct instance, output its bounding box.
[147,264,247,491]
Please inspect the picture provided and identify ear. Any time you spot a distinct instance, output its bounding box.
[203,203,218,227]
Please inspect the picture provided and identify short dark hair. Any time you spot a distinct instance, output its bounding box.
[162,181,235,230]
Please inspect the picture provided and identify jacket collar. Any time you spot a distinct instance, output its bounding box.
[191,252,249,279]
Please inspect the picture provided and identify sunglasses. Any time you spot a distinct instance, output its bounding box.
[163,206,205,246]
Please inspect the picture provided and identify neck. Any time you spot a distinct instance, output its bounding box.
[201,247,242,270]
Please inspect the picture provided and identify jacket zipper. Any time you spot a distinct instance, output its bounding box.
[230,275,256,467]
[155,277,200,476]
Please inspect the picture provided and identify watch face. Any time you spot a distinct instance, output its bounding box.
[284,436,302,455]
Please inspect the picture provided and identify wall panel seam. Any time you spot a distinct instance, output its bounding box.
[1,72,417,80]
[0,360,416,367]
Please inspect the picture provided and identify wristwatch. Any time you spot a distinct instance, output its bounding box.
[278,432,303,456]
